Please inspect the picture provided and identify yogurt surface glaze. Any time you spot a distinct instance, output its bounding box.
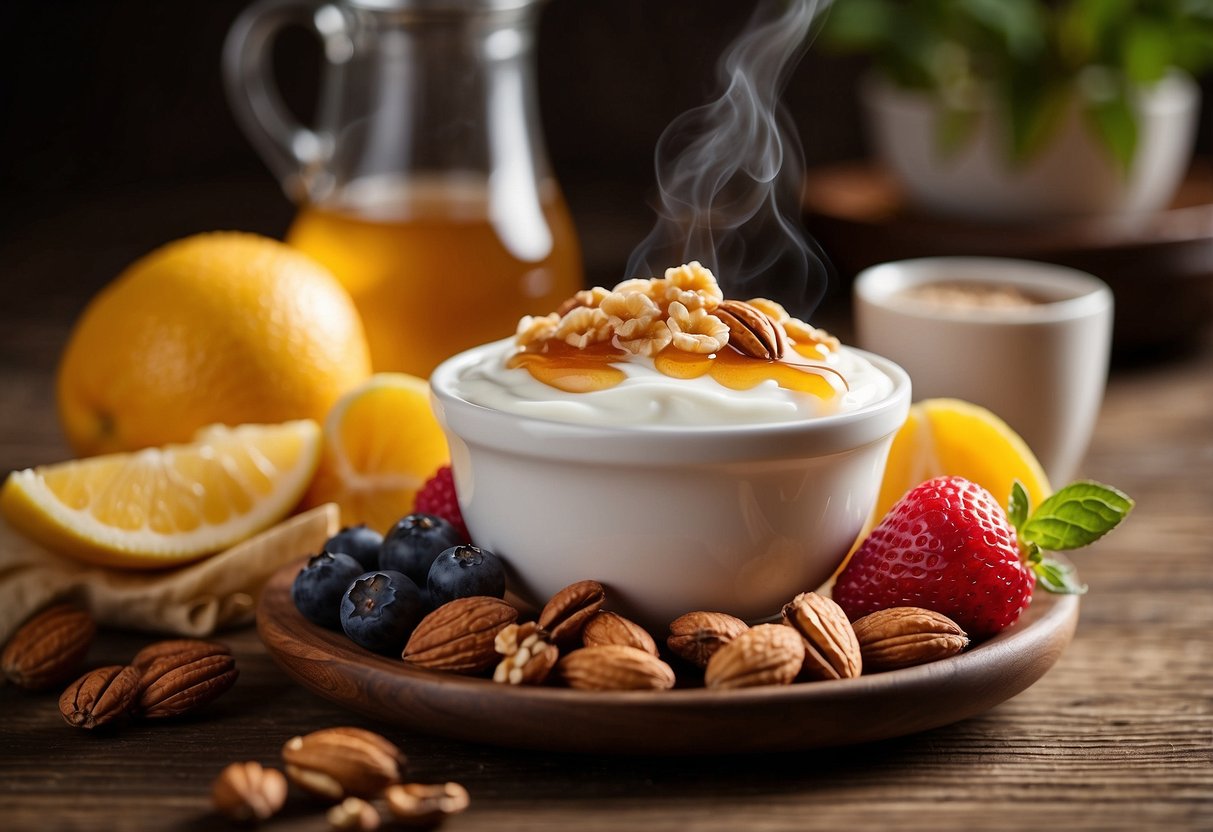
[452,338,895,428]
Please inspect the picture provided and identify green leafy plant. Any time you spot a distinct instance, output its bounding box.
[821,0,1213,169]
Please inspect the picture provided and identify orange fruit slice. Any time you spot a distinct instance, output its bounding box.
[303,374,450,532]
[876,398,1052,519]
[0,421,322,569]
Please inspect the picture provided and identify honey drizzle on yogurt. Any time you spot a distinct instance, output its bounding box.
[508,340,847,398]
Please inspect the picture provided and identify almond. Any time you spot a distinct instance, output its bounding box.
[1,604,96,691]
[557,645,676,691]
[704,623,805,689]
[666,611,749,668]
[582,611,658,655]
[538,580,606,646]
[852,607,970,671]
[781,592,862,680]
[282,727,405,800]
[402,596,518,673]
[58,665,140,729]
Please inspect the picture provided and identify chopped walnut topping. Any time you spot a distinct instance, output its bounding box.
[516,313,560,348]
[663,262,723,311]
[612,277,664,298]
[493,623,557,686]
[785,318,840,353]
[747,297,790,323]
[666,301,729,354]
[555,306,612,349]
[617,318,673,357]
[556,286,612,317]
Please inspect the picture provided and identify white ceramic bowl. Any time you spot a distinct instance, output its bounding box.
[429,340,911,627]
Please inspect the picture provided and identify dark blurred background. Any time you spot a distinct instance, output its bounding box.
[1,0,1210,333]
[0,0,869,308]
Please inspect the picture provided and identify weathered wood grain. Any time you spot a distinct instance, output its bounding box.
[1,226,1210,830]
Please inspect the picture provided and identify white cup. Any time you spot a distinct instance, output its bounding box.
[853,257,1114,486]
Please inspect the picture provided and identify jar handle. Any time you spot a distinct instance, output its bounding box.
[222,0,348,201]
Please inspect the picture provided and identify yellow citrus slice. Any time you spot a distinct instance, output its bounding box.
[302,373,450,532]
[876,398,1052,520]
[0,420,322,569]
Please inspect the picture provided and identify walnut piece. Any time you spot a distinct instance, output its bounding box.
[666,301,729,354]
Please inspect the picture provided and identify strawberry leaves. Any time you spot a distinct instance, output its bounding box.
[1009,480,1134,595]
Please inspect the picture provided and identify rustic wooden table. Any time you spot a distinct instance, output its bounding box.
[0,193,1211,831]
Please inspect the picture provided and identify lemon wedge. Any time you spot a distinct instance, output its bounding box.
[302,373,450,532]
[0,420,321,568]
[876,398,1052,519]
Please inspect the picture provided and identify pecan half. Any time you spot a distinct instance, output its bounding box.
[557,645,676,691]
[582,611,658,655]
[852,607,970,671]
[704,623,805,689]
[211,761,288,824]
[403,596,518,673]
[715,299,786,360]
[538,580,606,646]
[59,664,140,729]
[385,782,470,827]
[781,592,862,680]
[327,797,381,831]
[131,638,231,670]
[283,727,405,800]
[493,622,558,686]
[1,604,96,691]
[666,611,749,668]
[137,644,238,718]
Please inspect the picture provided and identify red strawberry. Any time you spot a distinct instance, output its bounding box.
[413,466,470,543]
[833,476,1035,638]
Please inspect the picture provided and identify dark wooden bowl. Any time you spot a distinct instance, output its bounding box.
[258,560,1078,755]
[803,162,1213,354]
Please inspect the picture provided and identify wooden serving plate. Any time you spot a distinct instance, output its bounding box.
[258,560,1078,754]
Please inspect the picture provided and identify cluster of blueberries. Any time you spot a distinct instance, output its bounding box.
[291,514,506,655]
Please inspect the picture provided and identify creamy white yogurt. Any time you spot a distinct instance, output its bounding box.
[452,339,895,427]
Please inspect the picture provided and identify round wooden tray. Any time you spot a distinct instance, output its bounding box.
[258,560,1079,755]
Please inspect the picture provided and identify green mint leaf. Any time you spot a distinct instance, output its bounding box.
[1033,556,1088,595]
[1008,480,1030,531]
[1021,480,1134,551]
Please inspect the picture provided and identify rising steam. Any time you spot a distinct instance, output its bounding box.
[626,0,832,317]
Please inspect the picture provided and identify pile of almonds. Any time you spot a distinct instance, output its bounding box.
[212,727,468,829]
[398,580,971,690]
[0,604,238,728]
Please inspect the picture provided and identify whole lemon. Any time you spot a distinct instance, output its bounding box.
[57,232,372,456]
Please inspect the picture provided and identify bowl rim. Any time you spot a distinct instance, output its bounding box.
[429,339,911,464]
[854,256,1114,326]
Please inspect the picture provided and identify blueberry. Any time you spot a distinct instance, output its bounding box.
[292,552,365,629]
[323,524,384,571]
[340,570,425,655]
[379,513,463,585]
[427,545,506,606]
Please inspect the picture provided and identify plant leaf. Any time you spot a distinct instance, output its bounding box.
[1008,480,1030,531]
[1032,556,1089,595]
[1084,82,1137,174]
[1123,19,1172,84]
[1021,481,1134,551]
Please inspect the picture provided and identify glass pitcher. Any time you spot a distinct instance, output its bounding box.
[224,0,584,376]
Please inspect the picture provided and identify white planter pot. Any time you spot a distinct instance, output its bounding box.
[862,71,1201,222]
